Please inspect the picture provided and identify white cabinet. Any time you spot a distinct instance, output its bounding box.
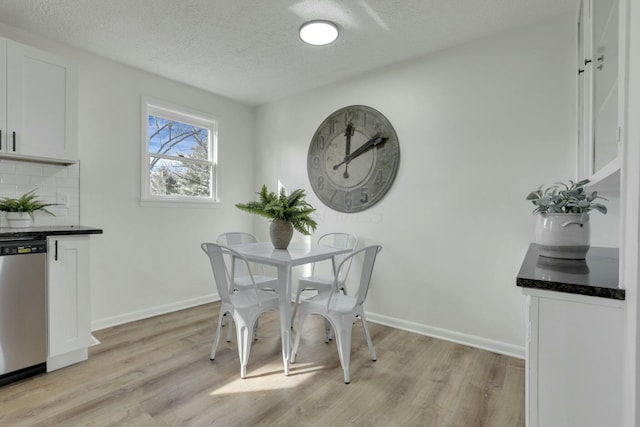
[525,289,623,427]
[0,37,77,164]
[47,235,91,371]
[577,0,621,185]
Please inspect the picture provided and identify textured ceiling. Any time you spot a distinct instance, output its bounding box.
[0,0,575,106]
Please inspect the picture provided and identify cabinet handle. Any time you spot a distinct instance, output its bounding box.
[0,129,2,150]
[584,58,592,65]
[578,68,585,74]
[12,131,15,152]
[54,240,58,261]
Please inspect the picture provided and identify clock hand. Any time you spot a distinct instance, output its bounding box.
[347,133,384,162]
[333,133,387,170]
[344,123,354,156]
[344,123,354,179]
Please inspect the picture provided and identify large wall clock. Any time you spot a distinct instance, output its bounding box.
[307,105,400,213]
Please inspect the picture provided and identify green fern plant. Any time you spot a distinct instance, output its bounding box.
[235,185,317,235]
[0,190,58,220]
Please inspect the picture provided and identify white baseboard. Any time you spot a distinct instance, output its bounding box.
[91,294,525,359]
[91,293,220,331]
[365,311,526,359]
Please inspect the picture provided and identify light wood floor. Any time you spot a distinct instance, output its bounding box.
[0,302,525,426]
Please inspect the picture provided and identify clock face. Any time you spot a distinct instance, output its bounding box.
[307,105,400,213]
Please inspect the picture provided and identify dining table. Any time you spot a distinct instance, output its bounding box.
[228,241,351,375]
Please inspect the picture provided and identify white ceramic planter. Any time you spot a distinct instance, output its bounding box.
[6,212,33,228]
[535,213,590,259]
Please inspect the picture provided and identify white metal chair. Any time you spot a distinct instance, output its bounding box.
[201,242,280,379]
[217,232,278,340]
[216,232,278,292]
[216,231,278,291]
[291,233,358,337]
[291,245,382,384]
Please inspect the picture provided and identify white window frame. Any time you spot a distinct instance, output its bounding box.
[140,97,219,207]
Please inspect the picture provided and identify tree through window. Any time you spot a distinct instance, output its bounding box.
[142,99,217,204]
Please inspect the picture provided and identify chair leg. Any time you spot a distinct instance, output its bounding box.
[332,314,353,384]
[211,309,226,360]
[291,310,308,363]
[227,315,259,340]
[360,312,377,361]
[226,316,234,342]
[324,285,347,342]
[235,317,255,379]
[324,318,332,343]
[290,285,305,327]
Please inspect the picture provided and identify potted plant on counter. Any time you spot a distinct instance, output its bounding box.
[526,179,607,259]
[0,190,58,228]
[236,185,317,249]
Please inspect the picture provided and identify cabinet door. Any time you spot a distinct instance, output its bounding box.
[592,0,619,172]
[47,236,90,357]
[6,40,77,161]
[528,293,623,427]
[577,0,621,182]
[0,39,5,150]
[577,0,593,178]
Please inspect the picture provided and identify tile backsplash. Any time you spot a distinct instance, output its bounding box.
[0,159,80,227]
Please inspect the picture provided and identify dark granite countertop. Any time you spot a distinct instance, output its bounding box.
[0,225,103,239]
[517,243,624,300]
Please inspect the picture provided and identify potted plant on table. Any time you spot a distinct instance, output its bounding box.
[0,190,58,228]
[526,179,607,259]
[235,185,317,249]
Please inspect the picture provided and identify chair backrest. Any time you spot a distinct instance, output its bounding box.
[329,245,382,309]
[217,232,258,246]
[216,232,258,278]
[314,233,358,281]
[201,242,259,304]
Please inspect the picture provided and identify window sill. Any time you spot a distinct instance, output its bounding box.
[139,199,222,208]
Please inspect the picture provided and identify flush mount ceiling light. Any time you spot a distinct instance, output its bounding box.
[299,20,339,45]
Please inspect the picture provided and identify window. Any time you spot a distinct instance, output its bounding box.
[141,98,218,206]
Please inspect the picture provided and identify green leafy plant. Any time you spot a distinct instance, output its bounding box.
[526,179,607,215]
[0,190,58,219]
[235,185,318,235]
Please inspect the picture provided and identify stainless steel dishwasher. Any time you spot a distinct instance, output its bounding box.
[0,238,47,387]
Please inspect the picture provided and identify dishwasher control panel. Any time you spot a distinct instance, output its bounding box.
[0,240,47,255]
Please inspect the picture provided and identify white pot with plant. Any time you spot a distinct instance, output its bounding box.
[0,190,57,228]
[235,185,317,249]
[526,179,607,259]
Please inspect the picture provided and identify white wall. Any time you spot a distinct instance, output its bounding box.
[77,55,257,328]
[256,14,580,356]
[0,23,257,329]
